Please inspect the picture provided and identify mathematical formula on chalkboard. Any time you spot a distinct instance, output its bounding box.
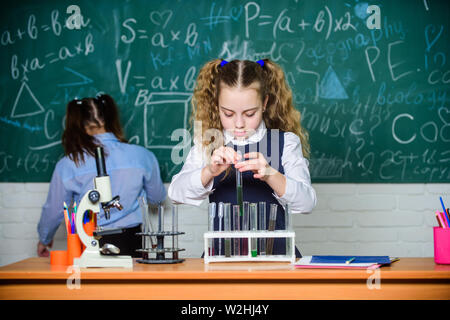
[0,0,449,182]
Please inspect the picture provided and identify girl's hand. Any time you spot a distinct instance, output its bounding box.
[37,240,53,257]
[206,146,241,177]
[235,152,277,181]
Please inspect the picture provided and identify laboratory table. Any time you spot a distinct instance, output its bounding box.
[0,258,449,299]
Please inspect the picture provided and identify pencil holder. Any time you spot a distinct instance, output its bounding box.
[50,250,68,266]
[433,227,450,264]
[67,233,82,266]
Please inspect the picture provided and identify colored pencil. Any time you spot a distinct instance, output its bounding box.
[440,211,449,228]
[71,211,75,233]
[436,212,443,228]
[436,210,446,228]
[63,207,70,234]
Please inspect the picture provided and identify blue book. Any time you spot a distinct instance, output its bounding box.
[311,255,391,265]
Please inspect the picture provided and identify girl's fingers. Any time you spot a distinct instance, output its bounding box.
[235,159,261,169]
[244,152,264,160]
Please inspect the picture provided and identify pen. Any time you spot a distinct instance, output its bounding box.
[439,197,446,214]
[439,197,450,227]
[345,257,356,264]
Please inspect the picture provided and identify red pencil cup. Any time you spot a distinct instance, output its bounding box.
[67,233,82,266]
[433,227,450,264]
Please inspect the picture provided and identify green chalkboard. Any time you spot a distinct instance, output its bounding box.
[1,0,449,183]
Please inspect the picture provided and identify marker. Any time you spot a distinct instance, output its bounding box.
[345,257,356,264]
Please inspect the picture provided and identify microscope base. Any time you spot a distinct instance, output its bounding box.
[73,250,133,268]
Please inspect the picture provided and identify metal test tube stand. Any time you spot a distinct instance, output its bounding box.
[136,203,185,264]
[73,147,132,268]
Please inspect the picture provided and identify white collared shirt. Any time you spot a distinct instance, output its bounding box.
[168,122,317,214]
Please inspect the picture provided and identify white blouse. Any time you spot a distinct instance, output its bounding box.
[168,122,317,214]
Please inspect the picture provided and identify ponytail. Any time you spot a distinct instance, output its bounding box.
[190,59,223,147]
[62,94,127,165]
[261,59,310,158]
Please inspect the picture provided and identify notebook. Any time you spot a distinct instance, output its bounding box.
[294,255,392,269]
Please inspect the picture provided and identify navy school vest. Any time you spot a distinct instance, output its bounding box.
[207,129,301,258]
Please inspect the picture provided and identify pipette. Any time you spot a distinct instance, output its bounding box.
[218,202,224,256]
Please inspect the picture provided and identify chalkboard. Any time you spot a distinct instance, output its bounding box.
[1,0,449,183]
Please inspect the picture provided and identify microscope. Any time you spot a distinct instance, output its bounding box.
[73,147,133,268]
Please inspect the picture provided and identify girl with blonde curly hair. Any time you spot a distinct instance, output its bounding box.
[168,59,316,257]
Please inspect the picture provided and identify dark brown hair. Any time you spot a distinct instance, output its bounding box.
[62,94,127,165]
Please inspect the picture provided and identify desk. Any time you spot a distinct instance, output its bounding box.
[0,258,449,299]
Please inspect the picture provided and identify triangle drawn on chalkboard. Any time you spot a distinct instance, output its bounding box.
[10,81,45,119]
[319,66,349,100]
[57,67,93,87]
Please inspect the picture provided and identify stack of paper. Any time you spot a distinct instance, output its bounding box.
[295,256,393,269]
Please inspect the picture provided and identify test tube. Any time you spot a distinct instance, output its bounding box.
[157,203,164,260]
[250,203,258,257]
[242,201,249,255]
[224,203,231,257]
[208,202,216,256]
[258,202,266,256]
[217,202,224,256]
[233,205,240,256]
[172,204,179,260]
[285,203,291,256]
[266,203,278,255]
[158,204,164,233]
[236,150,243,217]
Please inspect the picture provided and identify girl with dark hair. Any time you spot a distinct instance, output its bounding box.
[37,94,166,257]
[168,59,316,257]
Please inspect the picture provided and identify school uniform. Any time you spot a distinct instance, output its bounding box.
[168,121,317,257]
[37,132,166,257]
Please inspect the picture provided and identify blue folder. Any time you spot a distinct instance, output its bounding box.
[311,255,391,265]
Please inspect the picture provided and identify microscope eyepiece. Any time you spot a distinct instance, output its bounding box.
[95,147,108,177]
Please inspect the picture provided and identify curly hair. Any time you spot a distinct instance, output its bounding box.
[190,59,310,158]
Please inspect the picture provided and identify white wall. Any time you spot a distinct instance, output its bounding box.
[0,182,449,266]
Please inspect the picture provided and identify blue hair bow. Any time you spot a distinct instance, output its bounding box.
[256,59,264,67]
[219,60,229,67]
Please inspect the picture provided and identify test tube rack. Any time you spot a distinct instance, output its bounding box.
[203,231,296,264]
[136,202,185,264]
[136,230,185,264]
